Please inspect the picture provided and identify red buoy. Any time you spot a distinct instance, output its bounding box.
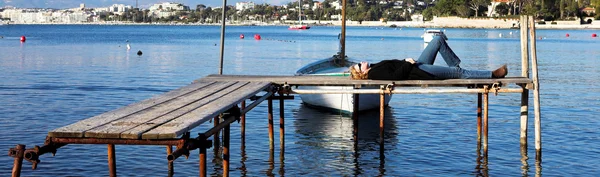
[240,34,245,39]
[593,33,597,37]
[20,36,26,42]
[565,33,570,37]
[254,34,261,40]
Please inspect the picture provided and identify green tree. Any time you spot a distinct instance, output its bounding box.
[469,0,489,17]
[495,3,510,16]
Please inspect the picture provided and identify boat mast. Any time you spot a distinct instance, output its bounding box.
[298,0,302,24]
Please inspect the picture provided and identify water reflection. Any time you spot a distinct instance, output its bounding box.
[292,105,398,176]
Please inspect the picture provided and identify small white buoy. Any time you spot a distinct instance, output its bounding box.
[126,43,131,50]
[509,31,513,35]
[499,33,503,37]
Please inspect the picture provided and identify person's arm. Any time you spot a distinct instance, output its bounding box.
[404,58,416,64]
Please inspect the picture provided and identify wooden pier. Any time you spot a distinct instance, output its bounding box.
[9,16,542,177]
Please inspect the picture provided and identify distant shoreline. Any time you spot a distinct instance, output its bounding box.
[3,19,600,30]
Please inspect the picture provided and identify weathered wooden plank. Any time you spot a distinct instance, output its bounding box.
[84,81,240,139]
[141,82,271,139]
[197,74,533,86]
[118,81,252,139]
[48,81,217,138]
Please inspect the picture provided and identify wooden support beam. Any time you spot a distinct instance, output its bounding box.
[521,15,529,78]
[528,16,543,160]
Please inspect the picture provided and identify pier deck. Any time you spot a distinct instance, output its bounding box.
[49,81,272,140]
[9,74,538,177]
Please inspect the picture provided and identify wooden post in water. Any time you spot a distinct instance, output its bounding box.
[528,16,542,159]
[213,116,220,155]
[107,144,116,177]
[268,98,274,150]
[519,15,530,146]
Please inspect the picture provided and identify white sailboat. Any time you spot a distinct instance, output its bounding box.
[289,0,310,30]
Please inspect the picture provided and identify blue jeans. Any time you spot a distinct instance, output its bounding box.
[416,36,492,79]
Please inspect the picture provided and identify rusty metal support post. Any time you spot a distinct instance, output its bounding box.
[223,124,230,177]
[11,144,25,177]
[107,144,116,177]
[199,145,207,177]
[352,86,360,146]
[379,89,385,159]
[482,87,489,155]
[279,96,285,154]
[213,116,220,154]
[268,98,274,150]
[477,93,482,145]
[528,15,542,161]
[241,100,246,145]
[166,146,174,176]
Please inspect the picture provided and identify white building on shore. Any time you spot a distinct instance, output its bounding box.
[148,2,190,19]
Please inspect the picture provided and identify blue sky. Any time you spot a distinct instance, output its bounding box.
[1,0,294,9]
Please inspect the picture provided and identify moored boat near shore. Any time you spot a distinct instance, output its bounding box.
[295,54,392,113]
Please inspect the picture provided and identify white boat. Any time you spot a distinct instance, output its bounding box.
[289,24,310,30]
[421,29,446,43]
[295,55,392,114]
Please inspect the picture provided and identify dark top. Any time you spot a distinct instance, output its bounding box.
[367,59,437,80]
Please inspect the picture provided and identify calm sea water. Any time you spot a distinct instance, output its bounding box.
[1,25,599,176]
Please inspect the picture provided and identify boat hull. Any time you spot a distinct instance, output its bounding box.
[289,25,310,30]
[296,56,392,113]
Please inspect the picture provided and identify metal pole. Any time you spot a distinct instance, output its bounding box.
[529,16,542,160]
[477,93,482,145]
[223,124,230,177]
[11,144,25,177]
[218,0,228,75]
[340,0,347,59]
[199,146,207,177]
[241,101,246,143]
[268,98,274,150]
[379,90,385,159]
[279,97,285,154]
[352,87,360,146]
[483,86,489,155]
[166,146,174,176]
[107,144,116,177]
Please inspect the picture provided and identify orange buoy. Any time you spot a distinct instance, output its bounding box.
[566,33,570,37]
[240,34,245,39]
[20,36,26,42]
[593,33,597,37]
[254,34,261,40]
